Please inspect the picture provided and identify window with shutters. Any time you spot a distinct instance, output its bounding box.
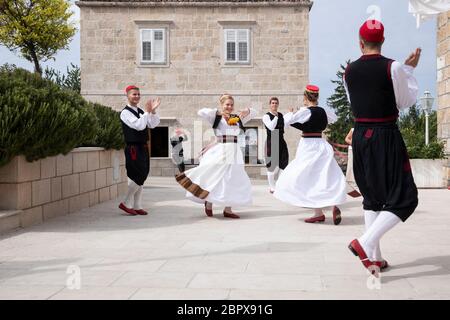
[224,29,250,65]
[140,28,166,64]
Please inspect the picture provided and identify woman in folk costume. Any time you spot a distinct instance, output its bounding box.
[262,97,291,194]
[345,20,420,274]
[175,94,256,219]
[273,85,347,225]
[118,85,161,216]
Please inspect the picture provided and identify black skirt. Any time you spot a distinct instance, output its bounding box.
[352,122,418,221]
[124,144,150,186]
[265,138,289,172]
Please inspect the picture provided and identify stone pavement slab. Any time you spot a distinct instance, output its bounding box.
[0,177,449,299]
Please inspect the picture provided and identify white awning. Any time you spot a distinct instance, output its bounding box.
[408,0,450,27]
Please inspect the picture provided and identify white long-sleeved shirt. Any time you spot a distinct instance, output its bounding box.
[283,107,338,126]
[262,112,298,131]
[198,107,257,136]
[343,61,418,111]
[120,105,160,130]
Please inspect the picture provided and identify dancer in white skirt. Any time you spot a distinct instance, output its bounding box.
[175,94,256,219]
[273,85,347,225]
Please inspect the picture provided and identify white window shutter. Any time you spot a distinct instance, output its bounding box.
[141,30,152,61]
[237,29,249,62]
[152,29,165,63]
[225,29,237,62]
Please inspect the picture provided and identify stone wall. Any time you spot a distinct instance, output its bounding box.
[77,2,310,162]
[437,11,450,187]
[0,148,127,234]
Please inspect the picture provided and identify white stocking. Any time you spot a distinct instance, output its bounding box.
[267,171,276,190]
[133,186,144,210]
[313,208,324,217]
[123,179,140,208]
[359,211,401,261]
[364,210,382,261]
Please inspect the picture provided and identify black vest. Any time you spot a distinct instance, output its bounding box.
[265,112,285,141]
[291,107,328,133]
[212,114,244,129]
[345,54,397,120]
[121,106,149,144]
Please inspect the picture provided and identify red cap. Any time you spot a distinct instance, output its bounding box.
[305,85,319,93]
[125,85,139,93]
[359,20,384,43]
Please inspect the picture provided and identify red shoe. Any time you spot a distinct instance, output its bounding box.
[119,203,137,216]
[347,190,361,198]
[135,209,148,215]
[374,260,389,271]
[223,210,240,219]
[204,202,213,217]
[304,215,325,223]
[348,240,382,276]
[332,206,342,225]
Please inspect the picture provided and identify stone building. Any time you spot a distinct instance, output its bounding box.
[437,11,450,186]
[76,0,312,178]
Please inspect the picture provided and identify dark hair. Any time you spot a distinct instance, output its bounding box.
[269,97,279,104]
[304,91,319,103]
[360,37,383,50]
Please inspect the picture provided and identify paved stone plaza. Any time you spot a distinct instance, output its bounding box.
[0,177,449,300]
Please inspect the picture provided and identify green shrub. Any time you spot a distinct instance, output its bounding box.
[81,103,125,150]
[0,65,97,166]
[399,105,446,159]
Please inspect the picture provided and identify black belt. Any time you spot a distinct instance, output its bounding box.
[217,136,237,143]
[302,132,322,138]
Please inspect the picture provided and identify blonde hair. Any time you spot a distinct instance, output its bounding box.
[219,94,234,106]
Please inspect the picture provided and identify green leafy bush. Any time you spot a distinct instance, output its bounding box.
[399,105,446,159]
[0,65,124,167]
[81,103,125,150]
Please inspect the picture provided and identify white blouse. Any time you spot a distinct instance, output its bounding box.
[344,61,419,111]
[262,112,298,131]
[284,107,338,125]
[198,107,257,136]
[120,105,160,130]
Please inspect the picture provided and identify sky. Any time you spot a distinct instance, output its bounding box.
[0,0,439,107]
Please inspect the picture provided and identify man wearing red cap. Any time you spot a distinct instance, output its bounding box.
[118,85,161,216]
[344,20,421,274]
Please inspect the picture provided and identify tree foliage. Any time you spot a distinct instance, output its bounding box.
[326,61,353,145]
[0,0,76,75]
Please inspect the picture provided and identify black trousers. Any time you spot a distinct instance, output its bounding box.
[265,138,289,172]
[124,144,150,186]
[352,122,418,221]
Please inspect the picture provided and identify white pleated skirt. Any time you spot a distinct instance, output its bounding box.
[176,142,253,207]
[273,138,347,208]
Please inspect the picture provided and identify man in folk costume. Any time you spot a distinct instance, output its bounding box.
[274,85,347,225]
[118,85,161,216]
[345,20,420,273]
[262,97,291,194]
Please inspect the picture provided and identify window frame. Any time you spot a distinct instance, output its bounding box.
[222,27,252,66]
[139,28,167,65]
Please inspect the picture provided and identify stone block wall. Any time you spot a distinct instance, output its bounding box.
[437,11,450,187]
[0,148,127,233]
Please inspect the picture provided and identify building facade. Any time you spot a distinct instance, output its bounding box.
[76,0,312,177]
[437,11,450,186]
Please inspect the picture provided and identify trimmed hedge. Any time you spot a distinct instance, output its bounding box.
[0,65,124,167]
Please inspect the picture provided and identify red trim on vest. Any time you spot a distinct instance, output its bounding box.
[130,146,137,161]
[359,54,383,60]
[355,114,398,123]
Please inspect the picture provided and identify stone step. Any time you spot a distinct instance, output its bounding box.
[0,210,22,235]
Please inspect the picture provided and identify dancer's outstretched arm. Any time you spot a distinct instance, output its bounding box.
[198,108,218,126]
